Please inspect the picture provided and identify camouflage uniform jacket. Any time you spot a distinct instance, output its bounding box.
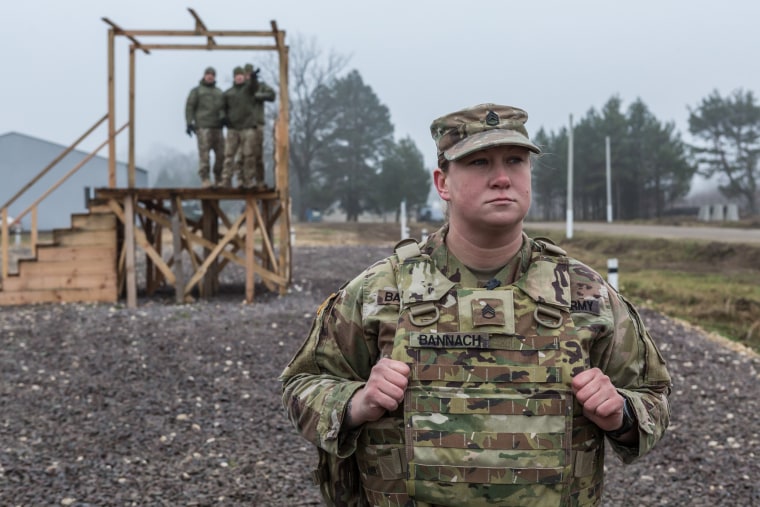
[280,225,672,505]
[185,79,225,129]
[224,79,276,130]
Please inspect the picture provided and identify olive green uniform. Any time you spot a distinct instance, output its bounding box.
[222,78,276,187]
[185,79,225,183]
[281,226,671,507]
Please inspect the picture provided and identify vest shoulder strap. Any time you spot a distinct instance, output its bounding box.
[533,236,568,257]
[394,238,421,261]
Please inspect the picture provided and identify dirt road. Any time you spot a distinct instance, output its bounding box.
[525,221,760,244]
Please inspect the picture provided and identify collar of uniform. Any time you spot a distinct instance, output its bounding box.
[422,225,531,287]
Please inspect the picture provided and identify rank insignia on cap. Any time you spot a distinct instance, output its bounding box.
[485,110,500,126]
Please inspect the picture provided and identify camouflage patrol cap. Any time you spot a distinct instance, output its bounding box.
[430,103,541,161]
[233,66,245,76]
[244,63,254,73]
[204,66,216,75]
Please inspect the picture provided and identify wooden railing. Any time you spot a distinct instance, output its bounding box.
[1,115,128,279]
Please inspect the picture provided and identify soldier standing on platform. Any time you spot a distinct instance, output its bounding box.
[222,67,256,188]
[185,66,225,188]
[244,63,276,189]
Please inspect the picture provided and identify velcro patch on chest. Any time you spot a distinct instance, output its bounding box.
[376,289,400,305]
[570,298,601,315]
[458,290,516,335]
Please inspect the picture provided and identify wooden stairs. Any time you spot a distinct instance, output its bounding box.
[0,211,118,306]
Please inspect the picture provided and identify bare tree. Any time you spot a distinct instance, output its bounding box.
[261,34,350,220]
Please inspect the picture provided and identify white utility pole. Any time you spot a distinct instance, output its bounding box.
[566,114,574,239]
[606,136,613,223]
[400,199,409,239]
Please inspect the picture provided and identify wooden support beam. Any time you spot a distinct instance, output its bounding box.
[1,208,8,279]
[102,18,150,54]
[171,196,185,304]
[187,8,217,47]
[184,212,246,297]
[129,43,277,51]
[245,197,255,303]
[124,196,137,308]
[108,198,177,290]
[252,203,278,273]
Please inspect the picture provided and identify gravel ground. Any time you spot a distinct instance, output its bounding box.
[1,245,758,507]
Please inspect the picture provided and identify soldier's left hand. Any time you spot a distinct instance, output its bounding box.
[571,367,625,432]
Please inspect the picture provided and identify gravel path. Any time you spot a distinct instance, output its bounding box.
[1,245,758,506]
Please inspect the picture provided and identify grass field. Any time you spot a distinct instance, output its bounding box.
[524,227,760,353]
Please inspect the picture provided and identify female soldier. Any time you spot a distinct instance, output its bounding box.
[281,103,671,507]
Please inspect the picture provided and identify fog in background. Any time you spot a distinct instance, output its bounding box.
[2,0,757,196]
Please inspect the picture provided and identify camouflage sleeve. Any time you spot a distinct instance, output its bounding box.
[590,282,672,463]
[279,258,399,458]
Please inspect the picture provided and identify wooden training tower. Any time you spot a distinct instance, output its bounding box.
[0,9,291,308]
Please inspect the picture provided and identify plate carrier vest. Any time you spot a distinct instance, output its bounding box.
[354,239,605,507]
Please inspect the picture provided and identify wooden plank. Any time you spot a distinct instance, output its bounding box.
[71,213,117,230]
[36,245,116,262]
[2,272,117,292]
[17,259,114,276]
[54,229,116,247]
[0,286,118,306]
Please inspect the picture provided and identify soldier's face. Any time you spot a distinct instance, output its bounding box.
[234,74,245,84]
[203,73,215,84]
[434,145,532,232]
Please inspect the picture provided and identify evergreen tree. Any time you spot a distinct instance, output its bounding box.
[376,137,430,221]
[311,70,394,221]
[625,99,693,218]
[532,96,695,220]
[531,127,567,220]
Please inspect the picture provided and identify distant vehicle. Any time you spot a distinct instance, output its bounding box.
[3,216,23,233]
[305,208,322,223]
[417,205,445,222]
[182,202,203,221]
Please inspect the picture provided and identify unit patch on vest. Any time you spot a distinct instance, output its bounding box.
[410,332,489,349]
[376,289,400,305]
[571,298,601,315]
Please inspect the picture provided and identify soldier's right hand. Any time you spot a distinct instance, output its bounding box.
[347,358,409,428]
[186,124,196,137]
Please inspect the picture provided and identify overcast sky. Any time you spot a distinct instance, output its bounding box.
[1,0,757,192]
